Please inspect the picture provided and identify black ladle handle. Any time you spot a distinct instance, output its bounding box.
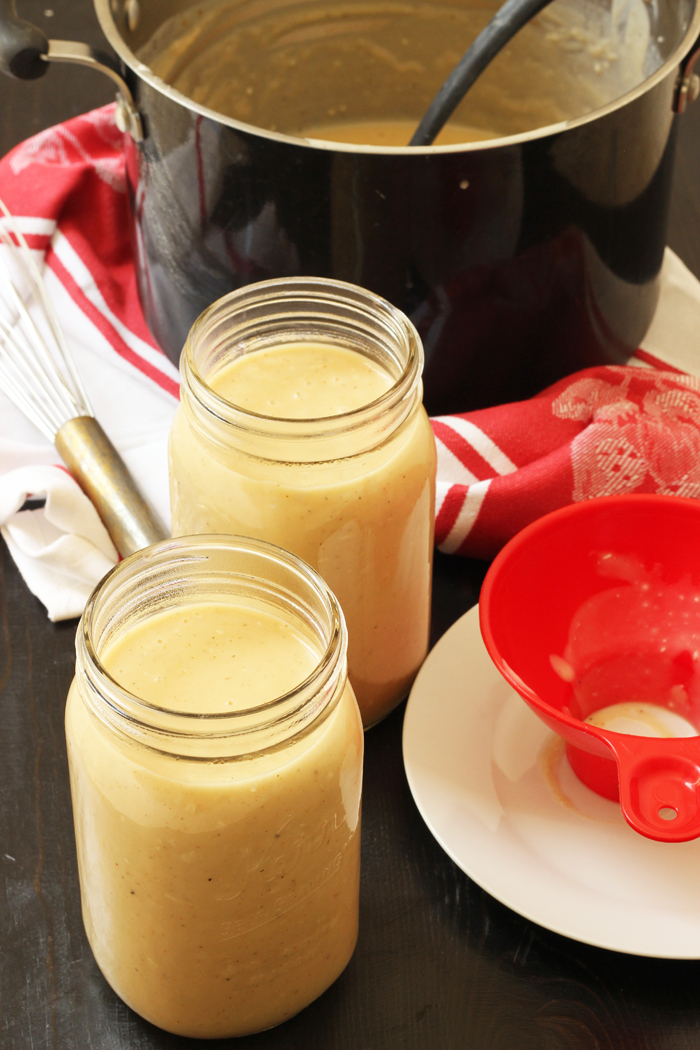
[410,0,556,146]
[0,0,48,79]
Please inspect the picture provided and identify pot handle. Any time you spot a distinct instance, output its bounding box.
[611,735,700,842]
[0,1,143,140]
[0,0,48,79]
[674,32,700,113]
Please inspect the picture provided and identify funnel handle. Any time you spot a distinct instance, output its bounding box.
[613,737,700,842]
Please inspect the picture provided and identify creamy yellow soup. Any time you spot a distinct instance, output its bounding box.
[65,599,363,1038]
[301,119,501,146]
[140,0,656,142]
[105,602,320,711]
[169,342,436,726]
[215,342,392,417]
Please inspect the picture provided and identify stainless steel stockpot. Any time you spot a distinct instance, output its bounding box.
[1,0,699,413]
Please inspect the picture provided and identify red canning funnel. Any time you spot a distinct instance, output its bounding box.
[479,494,700,843]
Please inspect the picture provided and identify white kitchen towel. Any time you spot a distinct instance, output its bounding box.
[0,465,118,621]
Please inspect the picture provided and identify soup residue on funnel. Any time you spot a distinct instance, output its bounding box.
[584,701,698,737]
[550,552,700,737]
[138,0,658,144]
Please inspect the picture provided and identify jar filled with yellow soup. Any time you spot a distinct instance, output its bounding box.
[169,277,437,728]
[65,536,363,1039]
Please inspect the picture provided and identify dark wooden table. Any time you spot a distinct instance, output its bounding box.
[3,4,700,1047]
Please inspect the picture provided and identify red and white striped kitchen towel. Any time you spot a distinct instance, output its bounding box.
[1,104,700,617]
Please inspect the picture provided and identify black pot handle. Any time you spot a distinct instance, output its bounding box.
[0,2,143,140]
[0,0,48,80]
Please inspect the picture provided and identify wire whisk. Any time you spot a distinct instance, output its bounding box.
[0,197,166,558]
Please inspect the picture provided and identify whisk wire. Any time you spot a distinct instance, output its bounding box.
[0,275,82,428]
[0,199,94,431]
[0,324,64,438]
[0,198,92,410]
[0,369,54,439]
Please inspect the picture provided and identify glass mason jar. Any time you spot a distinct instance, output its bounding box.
[65,536,363,1040]
[169,277,436,728]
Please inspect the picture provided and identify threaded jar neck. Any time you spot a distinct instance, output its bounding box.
[75,535,347,760]
[179,277,424,463]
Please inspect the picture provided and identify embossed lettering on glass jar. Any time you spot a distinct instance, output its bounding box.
[65,536,363,1040]
[169,277,437,728]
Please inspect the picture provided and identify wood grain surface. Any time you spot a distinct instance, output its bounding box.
[2,3,700,1048]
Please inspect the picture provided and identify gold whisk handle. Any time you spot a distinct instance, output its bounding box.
[55,416,168,558]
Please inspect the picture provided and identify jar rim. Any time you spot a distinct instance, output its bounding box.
[181,276,423,442]
[76,535,348,755]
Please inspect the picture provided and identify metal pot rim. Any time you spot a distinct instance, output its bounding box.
[95,0,700,152]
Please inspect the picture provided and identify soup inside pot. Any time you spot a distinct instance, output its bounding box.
[136,0,661,145]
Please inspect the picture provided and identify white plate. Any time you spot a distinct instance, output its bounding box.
[403,605,700,958]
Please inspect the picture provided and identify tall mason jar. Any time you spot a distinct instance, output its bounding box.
[169,278,436,728]
[65,536,363,1039]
